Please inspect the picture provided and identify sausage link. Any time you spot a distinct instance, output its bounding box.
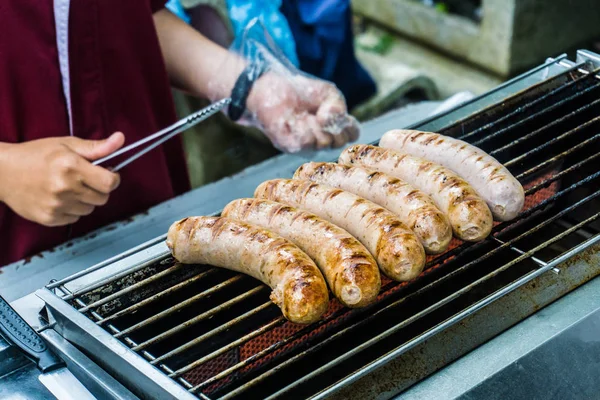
[166,216,329,324]
[294,162,452,254]
[380,130,524,221]
[254,179,426,281]
[223,198,381,307]
[339,145,493,242]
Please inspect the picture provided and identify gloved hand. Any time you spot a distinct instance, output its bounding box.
[209,18,361,153]
[246,71,360,152]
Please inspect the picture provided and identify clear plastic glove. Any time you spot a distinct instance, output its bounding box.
[209,18,360,153]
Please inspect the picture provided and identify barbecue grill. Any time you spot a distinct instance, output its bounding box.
[5,49,600,400]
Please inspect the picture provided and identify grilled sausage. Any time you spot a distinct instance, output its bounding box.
[339,145,493,241]
[294,162,452,254]
[380,130,524,221]
[254,179,426,281]
[223,198,381,307]
[166,216,329,324]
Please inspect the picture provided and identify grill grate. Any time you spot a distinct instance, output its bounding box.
[50,63,600,399]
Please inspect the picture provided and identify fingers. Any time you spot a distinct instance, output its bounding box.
[78,160,121,194]
[40,214,80,227]
[65,132,125,161]
[331,130,349,148]
[58,200,95,217]
[39,213,80,227]
[309,81,361,148]
[296,114,332,150]
[326,114,360,148]
[314,84,348,127]
[258,76,360,152]
[282,111,358,152]
[77,186,110,206]
[343,116,361,142]
[41,186,108,227]
[265,111,316,153]
[45,189,107,226]
[286,116,316,152]
[61,133,122,193]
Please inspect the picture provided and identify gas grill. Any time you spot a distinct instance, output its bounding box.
[6,50,600,400]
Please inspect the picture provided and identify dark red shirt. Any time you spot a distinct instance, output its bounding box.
[0,0,190,266]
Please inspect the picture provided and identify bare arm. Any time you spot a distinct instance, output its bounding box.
[153,9,242,100]
[152,8,360,152]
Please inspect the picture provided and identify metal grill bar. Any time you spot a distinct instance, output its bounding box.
[204,169,600,395]
[524,151,600,196]
[436,59,579,136]
[410,126,600,277]
[504,116,600,167]
[78,263,185,313]
[444,166,600,275]
[151,302,279,365]
[114,275,245,338]
[308,232,600,400]
[96,269,217,325]
[455,66,600,142]
[515,132,600,179]
[170,316,285,378]
[488,97,600,156]
[131,286,266,352]
[190,307,353,393]
[491,237,558,272]
[55,286,209,399]
[512,172,600,228]
[61,255,173,301]
[46,234,168,290]
[229,213,600,400]
[471,84,600,149]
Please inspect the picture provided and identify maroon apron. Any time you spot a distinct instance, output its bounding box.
[0,0,190,266]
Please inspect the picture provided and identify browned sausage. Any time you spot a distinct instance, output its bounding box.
[339,145,493,241]
[380,129,524,221]
[254,179,426,281]
[166,216,329,324]
[223,198,381,307]
[294,162,452,254]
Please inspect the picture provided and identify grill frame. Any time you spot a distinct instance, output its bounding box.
[35,50,600,400]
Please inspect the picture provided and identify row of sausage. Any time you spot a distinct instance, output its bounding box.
[166,130,525,324]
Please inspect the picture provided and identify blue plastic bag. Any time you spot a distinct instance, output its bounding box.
[226,0,299,67]
[280,0,377,109]
[165,0,191,23]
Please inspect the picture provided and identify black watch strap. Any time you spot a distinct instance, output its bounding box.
[228,55,268,121]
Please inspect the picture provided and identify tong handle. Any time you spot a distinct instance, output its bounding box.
[0,294,64,372]
[93,98,231,172]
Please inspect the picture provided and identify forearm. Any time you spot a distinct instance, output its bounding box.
[0,142,12,202]
[153,9,243,100]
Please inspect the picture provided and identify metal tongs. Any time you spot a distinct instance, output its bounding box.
[93,98,231,172]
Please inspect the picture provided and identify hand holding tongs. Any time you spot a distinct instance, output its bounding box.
[93,98,231,172]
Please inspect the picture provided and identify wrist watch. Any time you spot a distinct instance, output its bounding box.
[228,54,269,121]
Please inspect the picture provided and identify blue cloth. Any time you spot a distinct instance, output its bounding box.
[227,0,299,67]
[165,0,191,23]
[280,0,377,109]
